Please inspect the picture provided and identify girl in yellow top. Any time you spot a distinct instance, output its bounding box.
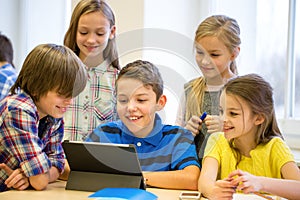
[199,74,300,200]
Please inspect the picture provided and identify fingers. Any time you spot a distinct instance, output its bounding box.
[205,115,223,133]
[2,165,30,191]
[5,168,22,185]
[214,180,236,199]
[228,170,246,186]
[206,124,221,133]
[227,170,260,194]
[185,115,202,135]
[185,114,223,135]
[228,169,243,178]
[216,178,236,188]
[6,172,29,190]
[0,163,13,175]
[15,181,30,191]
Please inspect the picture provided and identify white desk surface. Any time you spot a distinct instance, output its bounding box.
[0,180,285,200]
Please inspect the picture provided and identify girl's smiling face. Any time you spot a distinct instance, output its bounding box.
[195,36,235,81]
[76,11,115,63]
[116,78,166,137]
[36,91,72,119]
[219,90,261,141]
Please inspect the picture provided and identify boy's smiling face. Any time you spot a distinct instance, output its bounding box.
[35,91,72,119]
[116,77,166,138]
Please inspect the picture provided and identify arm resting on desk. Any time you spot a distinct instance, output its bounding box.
[258,177,300,200]
[199,157,236,199]
[29,166,60,190]
[143,165,200,190]
[229,162,300,200]
[58,159,70,181]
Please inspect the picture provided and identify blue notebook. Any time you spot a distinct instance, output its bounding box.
[88,188,158,200]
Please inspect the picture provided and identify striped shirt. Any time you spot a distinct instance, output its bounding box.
[63,61,119,141]
[86,114,200,171]
[0,63,17,101]
[0,92,65,192]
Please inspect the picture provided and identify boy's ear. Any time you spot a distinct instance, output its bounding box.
[254,113,265,126]
[156,94,167,111]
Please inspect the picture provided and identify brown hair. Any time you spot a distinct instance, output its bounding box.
[10,44,87,102]
[116,60,163,101]
[64,0,120,69]
[223,73,283,165]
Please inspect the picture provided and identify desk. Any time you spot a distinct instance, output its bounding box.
[0,180,285,200]
[0,180,183,200]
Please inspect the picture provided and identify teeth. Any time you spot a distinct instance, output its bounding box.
[129,116,139,120]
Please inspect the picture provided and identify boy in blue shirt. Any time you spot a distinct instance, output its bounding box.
[0,32,17,101]
[86,60,200,190]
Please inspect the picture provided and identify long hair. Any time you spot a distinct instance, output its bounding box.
[64,0,120,69]
[185,15,241,122]
[223,74,282,165]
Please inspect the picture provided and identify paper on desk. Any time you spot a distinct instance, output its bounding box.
[88,188,158,200]
[233,193,284,200]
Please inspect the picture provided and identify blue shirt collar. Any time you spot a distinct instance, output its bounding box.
[118,114,164,146]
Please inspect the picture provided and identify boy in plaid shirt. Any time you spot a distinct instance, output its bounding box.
[0,44,87,192]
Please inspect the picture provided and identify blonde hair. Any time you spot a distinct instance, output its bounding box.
[64,0,120,70]
[185,15,241,122]
[10,44,87,102]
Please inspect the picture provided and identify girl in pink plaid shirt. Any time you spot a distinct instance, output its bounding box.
[63,0,120,142]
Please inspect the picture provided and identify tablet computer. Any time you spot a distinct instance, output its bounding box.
[62,140,145,192]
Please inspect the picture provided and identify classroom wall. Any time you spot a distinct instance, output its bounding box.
[0,0,70,72]
[0,0,252,124]
[0,0,21,71]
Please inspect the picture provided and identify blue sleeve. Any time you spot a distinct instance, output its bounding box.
[85,123,122,143]
[171,129,200,170]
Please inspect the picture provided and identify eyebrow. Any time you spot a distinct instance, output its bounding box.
[207,49,222,54]
[227,107,242,112]
[77,26,107,31]
[117,93,149,97]
[195,46,221,54]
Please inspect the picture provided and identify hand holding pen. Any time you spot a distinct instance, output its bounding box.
[184,112,207,136]
[200,112,207,121]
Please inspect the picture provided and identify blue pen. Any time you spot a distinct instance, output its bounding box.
[200,112,207,120]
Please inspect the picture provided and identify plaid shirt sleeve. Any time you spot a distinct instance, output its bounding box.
[41,117,65,173]
[3,106,52,177]
[1,95,66,193]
